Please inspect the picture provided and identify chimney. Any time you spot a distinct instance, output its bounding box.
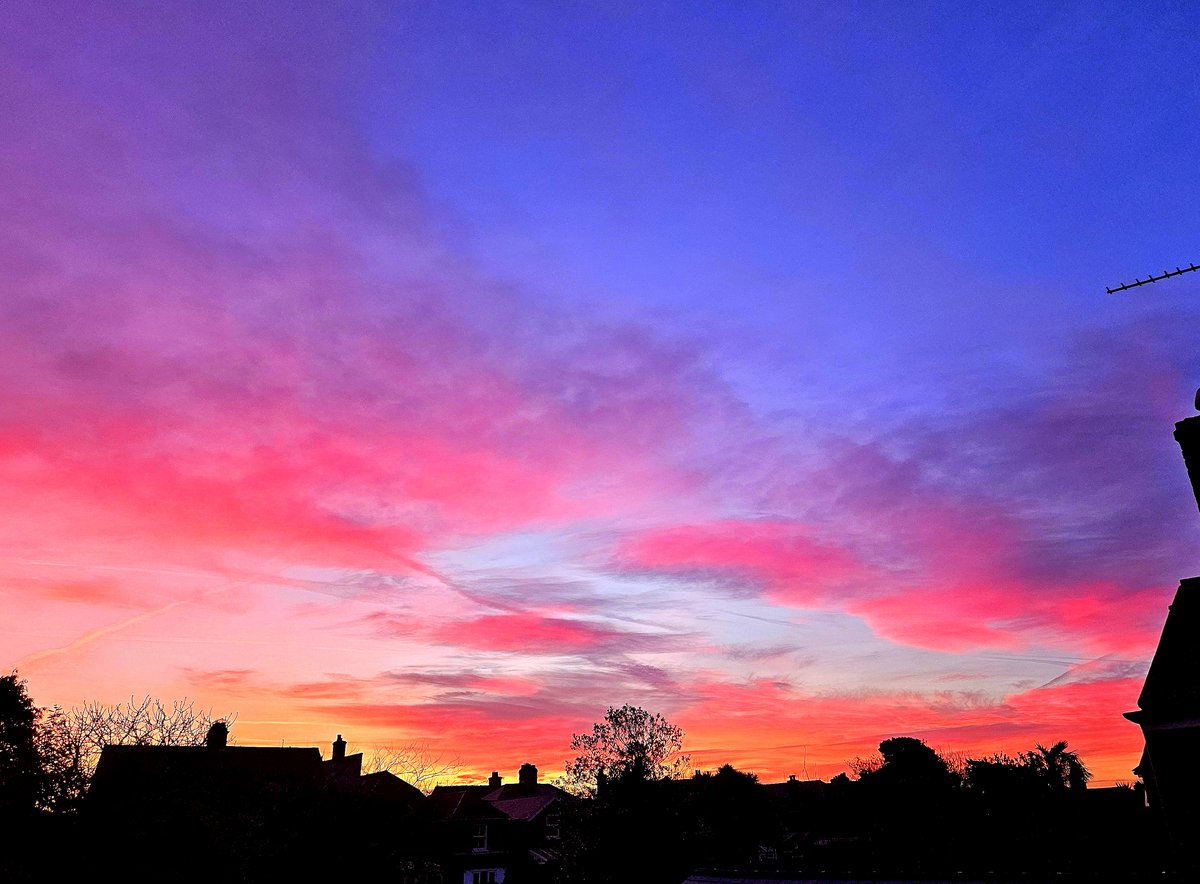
[1176,395,1200,514]
[205,721,228,749]
[488,771,501,788]
[519,762,538,789]
[332,734,346,761]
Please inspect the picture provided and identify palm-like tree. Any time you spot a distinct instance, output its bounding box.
[1022,741,1090,792]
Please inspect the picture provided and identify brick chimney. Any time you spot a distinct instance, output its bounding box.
[488,771,501,788]
[332,734,346,761]
[519,762,538,790]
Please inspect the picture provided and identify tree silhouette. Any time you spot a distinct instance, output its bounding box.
[563,704,690,797]
[859,736,958,792]
[0,673,40,818]
[358,741,462,794]
[855,737,961,874]
[559,706,692,883]
[33,705,89,813]
[53,695,231,784]
[684,764,778,868]
[1022,741,1090,793]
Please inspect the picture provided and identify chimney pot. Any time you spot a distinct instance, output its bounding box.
[332,734,346,761]
[488,770,501,788]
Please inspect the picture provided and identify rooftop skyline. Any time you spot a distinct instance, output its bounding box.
[4,1,1200,786]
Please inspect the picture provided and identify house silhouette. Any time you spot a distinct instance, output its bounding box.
[86,724,430,880]
[428,763,567,884]
[1124,395,1200,868]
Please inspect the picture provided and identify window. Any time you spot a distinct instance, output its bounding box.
[545,807,561,841]
[472,823,488,852]
[471,871,498,884]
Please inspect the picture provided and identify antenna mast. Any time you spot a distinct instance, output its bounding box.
[1106,262,1199,294]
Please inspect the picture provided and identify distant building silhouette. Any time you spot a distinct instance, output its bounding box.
[87,727,428,879]
[90,727,423,810]
[429,763,567,883]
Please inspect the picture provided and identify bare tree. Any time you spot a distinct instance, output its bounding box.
[52,696,234,785]
[939,748,972,784]
[34,705,89,812]
[848,753,882,779]
[358,742,463,794]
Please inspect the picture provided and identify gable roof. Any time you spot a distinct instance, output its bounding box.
[1126,577,1200,724]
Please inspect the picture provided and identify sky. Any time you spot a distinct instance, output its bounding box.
[3,1,1200,787]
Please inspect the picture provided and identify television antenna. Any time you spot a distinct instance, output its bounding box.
[1106,262,1199,294]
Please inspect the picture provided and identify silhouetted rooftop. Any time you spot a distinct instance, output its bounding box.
[1126,577,1200,723]
[761,778,828,803]
[429,779,567,822]
[428,784,507,821]
[484,782,566,820]
[92,743,323,786]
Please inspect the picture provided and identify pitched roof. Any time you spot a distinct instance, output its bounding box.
[430,781,567,822]
[93,744,323,783]
[360,770,427,806]
[89,741,428,812]
[428,785,507,820]
[1127,577,1200,723]
[483,782,566,821]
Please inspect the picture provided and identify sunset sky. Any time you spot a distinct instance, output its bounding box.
[4,1,1200,787]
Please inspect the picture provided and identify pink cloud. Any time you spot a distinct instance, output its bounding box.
[430,613,691,657]
[612,507,1164,659]
[616,519,863,604]
[20,577,145,609]
[434,614,613,652]
[850,580,1165,655]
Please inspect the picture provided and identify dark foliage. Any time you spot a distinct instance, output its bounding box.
[0,673,40,819]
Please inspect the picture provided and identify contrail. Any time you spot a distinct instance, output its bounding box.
[6,550,470,670]
[12,580,248,669]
